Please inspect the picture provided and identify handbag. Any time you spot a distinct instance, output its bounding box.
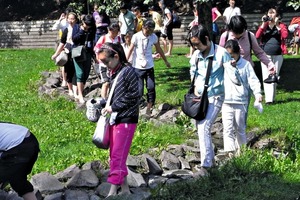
[71,45,86,62]
[55,50,68,66]
[181,56,213,120]
[71,33,88,62]
[92,68,124,149]
[92,115,110,149]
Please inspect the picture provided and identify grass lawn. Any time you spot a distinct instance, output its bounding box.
[0,48,300,199]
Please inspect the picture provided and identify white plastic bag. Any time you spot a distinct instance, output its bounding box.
[92,115,110,149]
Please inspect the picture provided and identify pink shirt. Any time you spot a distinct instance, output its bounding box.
[212,7,218,22]
[219,30,275,70]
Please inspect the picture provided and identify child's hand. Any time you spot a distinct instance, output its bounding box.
[230,59,237,67]
[255,94,263,103]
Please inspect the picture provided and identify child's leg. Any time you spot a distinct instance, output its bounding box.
[222,103,237,151]
[234,104,247,149]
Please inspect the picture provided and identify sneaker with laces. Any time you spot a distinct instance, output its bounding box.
[86,98,105,122]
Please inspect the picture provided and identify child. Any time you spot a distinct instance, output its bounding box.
[126,19,171,115]
[94,22,122,99]
[222,39,262,154]
[121,31,134,64]
[97,42,139,197]
[186,8,198,58]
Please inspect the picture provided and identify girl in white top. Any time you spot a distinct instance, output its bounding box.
[94,22,122,99]
[223,0,241,25]
[222,40,262,154]
[121,31,134,64]
[158,0,173,56]
[126,19,171,115]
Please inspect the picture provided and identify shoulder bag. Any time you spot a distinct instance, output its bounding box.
[181,56,213,121]
[71,33,88,62]
[92,68,123,149]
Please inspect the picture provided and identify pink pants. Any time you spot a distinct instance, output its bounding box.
[107,123,137,185]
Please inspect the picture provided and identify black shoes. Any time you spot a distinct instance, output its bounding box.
[264,74,279,84]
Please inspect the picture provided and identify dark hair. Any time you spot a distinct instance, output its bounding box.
[99,42,128,65]
[149,6,156,11]
[267,5,282,19]
[82,14,95,27]
[125,30,135,36]
[188,25,210,45]
[228,15,247,34]
[65,7,74,14]
[108,22,120,32]
[143,19,155,28]
[68,12,78,21]
[133,6,141,11]
[224,39,240,53]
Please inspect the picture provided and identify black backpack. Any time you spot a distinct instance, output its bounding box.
[172,12,181,28]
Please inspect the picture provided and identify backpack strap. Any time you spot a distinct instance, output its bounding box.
[248,31,252,55]
[225,30,252,54]
[225,31,229,42]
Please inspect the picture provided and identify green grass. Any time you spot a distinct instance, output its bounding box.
[1,48,300,199]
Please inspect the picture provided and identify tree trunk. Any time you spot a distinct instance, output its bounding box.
[197,1,213,40]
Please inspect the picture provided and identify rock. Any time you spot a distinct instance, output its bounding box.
[31,172,64,194]
[54,164,80,181]
[160,151,181,170]
[66,169,99,188]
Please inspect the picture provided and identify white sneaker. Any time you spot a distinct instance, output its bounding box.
[86,98,103,122]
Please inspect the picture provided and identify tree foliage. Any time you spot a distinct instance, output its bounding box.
[286,0,300,10]
[0,0,298,22]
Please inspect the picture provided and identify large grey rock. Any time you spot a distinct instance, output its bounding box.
[44,192,63,200]
[162,169,193,179]
[81,160,104,177]
[45,77,60,88]
[160,150,181,170]
[126,155,142,167]
[166,145,185,157]
[64,189,89,200]
[178,156,191,170]
[147,175,168,189]
[127,168,147,187]
[54,164,80,181]
[159,109,180,122]
[5,191,23,200]
[66,169,99,188]
[31,172,64,194]
[95,182,111,197]
[141,154,163,175]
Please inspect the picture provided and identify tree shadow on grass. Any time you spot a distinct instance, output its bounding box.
[254,57,300,92]
[254,57,300,104]
[155,64,191,93]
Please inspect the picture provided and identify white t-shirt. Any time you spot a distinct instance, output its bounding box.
[122,43,133,64]
[118,11,136,35]
[0,123,29,152]
[131,31,158,69]
[163,8,172,26]
[223,6,241,24]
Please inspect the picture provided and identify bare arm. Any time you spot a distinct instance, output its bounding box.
[51,43,64,60]
[126,43,135,61]
[154,42,171,68]
[213,9,222,23]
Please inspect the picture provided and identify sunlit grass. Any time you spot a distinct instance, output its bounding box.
[1,48,300,199]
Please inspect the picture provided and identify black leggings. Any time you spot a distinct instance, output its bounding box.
[0,133,39,196]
